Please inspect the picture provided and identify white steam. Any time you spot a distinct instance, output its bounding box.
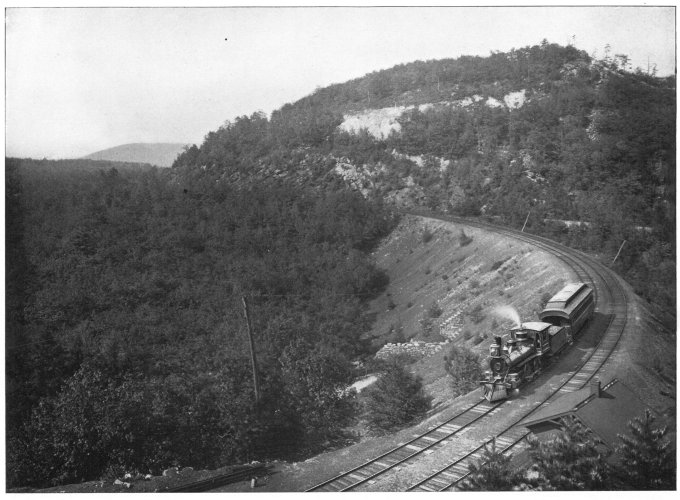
[491,305,522,329]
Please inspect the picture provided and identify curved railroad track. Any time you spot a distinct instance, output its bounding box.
[306,212,632,492]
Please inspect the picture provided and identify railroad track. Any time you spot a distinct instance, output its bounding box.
[306,212,631,492]
[403,212,630,491]
[305,398,502,491]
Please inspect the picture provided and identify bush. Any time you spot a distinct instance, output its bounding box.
[422,228,434,243]
[459,230,473,247]
[444,345,483,396]
[470,304,484,323]
[419,315,442,341]
[428,301,443,318]
[363,362,431,433]
[490,258,508,271]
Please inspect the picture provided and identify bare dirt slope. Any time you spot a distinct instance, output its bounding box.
[365,215,573,405]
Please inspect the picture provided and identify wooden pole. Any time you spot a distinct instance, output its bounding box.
[242,296,260,405]
[521,210,531,232]
[612,240,627,264]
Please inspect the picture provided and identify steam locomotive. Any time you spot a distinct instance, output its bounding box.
[481,283,594,402]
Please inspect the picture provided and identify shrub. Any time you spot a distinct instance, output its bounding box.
[470,304,484,323]
[424,267,432,275]
[444,345,483,396]
[428,301,443,318]
[490,258,508,272]
[422,228,433,243]
[459,230,473,247]
[389,323,407,344]
[419,316,442,341]
[363,362,431,433]
[442,274,449,280]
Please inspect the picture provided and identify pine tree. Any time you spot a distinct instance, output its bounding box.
[614,409,675,490]
[458,439,526,491]
[363,361,430,433]
[444,345,483,396]
[526,418,610,490]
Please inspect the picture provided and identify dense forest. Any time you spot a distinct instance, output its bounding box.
[6,158,396,486]
[6,41,675,487]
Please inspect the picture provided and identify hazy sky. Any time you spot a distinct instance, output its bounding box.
[5,6,676,159]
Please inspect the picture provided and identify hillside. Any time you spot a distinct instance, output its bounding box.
[82,142,188,167]
[27,214,675,493]
[7,41,675,490]
[172,41,675,325]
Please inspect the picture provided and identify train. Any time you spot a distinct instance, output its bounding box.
[481,282,595,402]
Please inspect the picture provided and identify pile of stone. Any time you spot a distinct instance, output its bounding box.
[375,339,449,360]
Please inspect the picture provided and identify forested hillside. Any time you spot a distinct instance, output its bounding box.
[174,41,675,315]
[6,40,675,488]
[6,158,395,487]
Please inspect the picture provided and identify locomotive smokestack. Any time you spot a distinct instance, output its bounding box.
[494,336,502,347]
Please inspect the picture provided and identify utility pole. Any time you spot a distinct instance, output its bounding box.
[242,296,261,405]
[612,240,627,264]
[521,210,531,232]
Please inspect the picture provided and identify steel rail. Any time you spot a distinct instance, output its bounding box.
[401,211,630,492]
[307,212,631,493]
[305,398,501,491]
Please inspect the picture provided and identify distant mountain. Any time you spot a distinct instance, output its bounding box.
[82,143,189,167]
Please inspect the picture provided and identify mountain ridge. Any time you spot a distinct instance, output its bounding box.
[82,142,189,167]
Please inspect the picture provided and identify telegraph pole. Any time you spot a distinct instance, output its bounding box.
[521,210,531,232]
[612,240,627,264]
[242,296,261,405]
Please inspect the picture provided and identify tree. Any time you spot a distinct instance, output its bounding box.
[526,418,610,490]
[614,409,675,490]
[444,345,483,396]
[363,362,430,432]
[458,439,526,490]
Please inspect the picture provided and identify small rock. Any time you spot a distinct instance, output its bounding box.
[163,467,179,477]
[180,467,194,474]
[124,482,132,489]
[124,473,133,480]
[144,474,152,481]
[114,479,124,486]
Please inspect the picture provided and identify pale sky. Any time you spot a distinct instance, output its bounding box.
[5,5,676,159]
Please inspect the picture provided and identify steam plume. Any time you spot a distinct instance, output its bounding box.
[491,305,522,329]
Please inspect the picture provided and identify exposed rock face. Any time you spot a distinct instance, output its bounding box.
[339,90,528,142]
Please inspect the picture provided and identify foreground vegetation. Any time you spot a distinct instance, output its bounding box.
[6,158,396,487]
[461,410,675,491]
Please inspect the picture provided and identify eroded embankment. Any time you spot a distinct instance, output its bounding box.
[364,215,574,405]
